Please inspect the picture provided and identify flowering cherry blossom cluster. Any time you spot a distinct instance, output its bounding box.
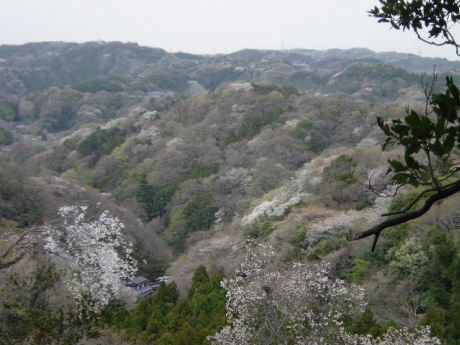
[44,205,137,306]
[241,154,337,226]
[305,186,395,249]
[210,242,439,345]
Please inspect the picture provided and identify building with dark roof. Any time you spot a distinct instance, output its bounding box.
[126,276,149,289]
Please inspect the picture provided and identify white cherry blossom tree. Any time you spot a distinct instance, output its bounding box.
[210,242,439,345]
[44,205,137,307]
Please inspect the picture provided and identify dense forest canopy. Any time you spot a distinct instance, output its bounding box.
[1,3,460,343]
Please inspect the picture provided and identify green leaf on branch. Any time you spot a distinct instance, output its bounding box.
[388,159,407,172]
[377,117,391,136]
[430,141,445,157]
[434,115,446,139]
[382,137,393,151]
[404,154,419,170]
[393,172,411,184]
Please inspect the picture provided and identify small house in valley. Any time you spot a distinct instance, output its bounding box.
[126,276,150,289]
[126,276,157,297]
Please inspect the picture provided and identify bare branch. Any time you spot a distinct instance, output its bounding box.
[0,253,25,270]
[365,181,405,198]
[0,208,105,272]
[381,187,436,217]
[0,226,44,259]
[354,179,460,250]
[363,172,406,198]
[438,167,460,182]
[415,30,451,47]
[43,249,77,265]
[421,69,437,117]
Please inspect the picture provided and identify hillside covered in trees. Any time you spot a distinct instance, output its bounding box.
[1,41,460,345]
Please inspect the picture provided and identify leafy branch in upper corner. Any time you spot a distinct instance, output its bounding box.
[355,76,460,250]
[370,0,460,55]
[356,0,460,249]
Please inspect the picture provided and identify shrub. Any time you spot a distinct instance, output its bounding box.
[136,162,218,222]
[142,71,188,92]
[77,127,126,162]
[0,102,18,121]
[317,155,370,210]
[347,258,371,284]
[251,83,300,97]
[418,227,460,344]
[72,77,123,93]
[43,105,76,132]
[388,237,429,278]
[306,129,330,153]
[292,119,313,140]
[243,218,275,239]
[224,107,284,145]
[183,161,219,180]
[195,67,243,89]
[165,193,217,253]
[88,163,132,191]
[307,237,347,260]
[0,164,43,226]
[286,225,309,258]
[136,175,178,221]
[183,193,217,233]
[345,308,385,338]
[382,224,410,250]
[0,127,13,145]
[323,154,357,186]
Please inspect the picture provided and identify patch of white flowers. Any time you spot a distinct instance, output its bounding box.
[220,168,253,194]
[241,154,339,226]
[44,206,137,307]
[305,186,395,249]
[210,242,439,345]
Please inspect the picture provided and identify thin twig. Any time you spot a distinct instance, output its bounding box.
[354,179,460,250]
[381,188,436,216]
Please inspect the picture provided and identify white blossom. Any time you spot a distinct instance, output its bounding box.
[44,206,137,307]
[305,185,395,248]
[241,154,339,226]
[210,243,439,345]
[165,137,184,148]
[137,125,161,143]
[219,168,253,194]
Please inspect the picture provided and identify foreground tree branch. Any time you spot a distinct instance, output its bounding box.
[0,253,25,270]
[353,68,460,250]
[381,187,435,216]
[354,179,460,251]
[0,226,45,270]
[357,8,460,250]
[370,0,460,56]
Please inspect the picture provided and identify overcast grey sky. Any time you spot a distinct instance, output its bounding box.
[1,0,459,60]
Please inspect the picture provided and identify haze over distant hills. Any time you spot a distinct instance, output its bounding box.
[1,41,459,99]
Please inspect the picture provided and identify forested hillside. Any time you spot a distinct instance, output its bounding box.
[1,42,459,345]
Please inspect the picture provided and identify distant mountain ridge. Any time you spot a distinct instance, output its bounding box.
[2,42,458,71]
[0,41,459,99]
[290,47,460,72]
